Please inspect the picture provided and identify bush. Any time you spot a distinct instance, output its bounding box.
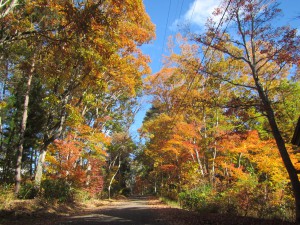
[41,179,74,202]
[162,189,178,201]
[73,189,92,202]
[178,179,294,221]
[18,182,38,199]
[178,185,219,213]
[159,196,180,208]
[120,187,131,197]
[212,181,295,221]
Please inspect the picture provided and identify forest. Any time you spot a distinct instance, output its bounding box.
[1,0,300,223]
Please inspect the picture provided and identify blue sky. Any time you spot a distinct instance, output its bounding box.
[129,0,300,141]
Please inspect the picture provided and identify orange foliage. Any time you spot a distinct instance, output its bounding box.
[46,124,110,194]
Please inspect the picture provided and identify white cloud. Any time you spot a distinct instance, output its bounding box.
[183,0,221,27]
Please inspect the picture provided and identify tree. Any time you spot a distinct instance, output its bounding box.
[0,0,155,195]
[141,34,238,193]
[32,0,154,188]
[194,0,300,221]
[15,51,36,194]
[106,132,135,199]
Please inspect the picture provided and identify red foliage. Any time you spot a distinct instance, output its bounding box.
[47,134,105,195]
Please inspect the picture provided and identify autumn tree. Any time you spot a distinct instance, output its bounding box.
[140,35,230,197]
[0,0,155,196]
[137,14,300,219]
[30,0,154,189]
[194,0,300,221]
[105,132,136,199]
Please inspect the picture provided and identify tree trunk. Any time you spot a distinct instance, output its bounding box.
[29,148,35,178]
[195,148,204,177]
[0,57,7,152]
[15,57,35,194]
[268,112,300,222]
[211,107,219,185]
[86,162,92,186]
[108,154,121,199]
[34,148,47,188]
[254,78,300,222]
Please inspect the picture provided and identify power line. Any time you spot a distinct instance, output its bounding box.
[158,0,186,71]
[174,0,180,22]
[170,0,233,122]
[178,0,185,19]
[189,0,197,24]
[153,0,232,120]
[160,0,172,67]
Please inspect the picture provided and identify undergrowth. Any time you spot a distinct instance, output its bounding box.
[0,184,15,210]
[159,196,180,208]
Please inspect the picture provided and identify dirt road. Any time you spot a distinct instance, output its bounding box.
[1,197,168,225]
[1,197,298,225]
[58,197,165,225]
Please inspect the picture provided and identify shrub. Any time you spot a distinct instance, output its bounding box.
[41,179,74,202]
[18,182,38,199]
[178,185,219,213]
[120,187,131,197]
[162,188,178,201]
[74,189,92,202]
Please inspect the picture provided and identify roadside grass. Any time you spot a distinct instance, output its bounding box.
[159,197,181,208]
[0,185,15,210]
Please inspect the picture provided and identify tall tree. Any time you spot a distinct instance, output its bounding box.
[31,0,154,188]
[194,0,300,221]
[106,132,135,199]
[0,0,155,192]
[14,51,36,194]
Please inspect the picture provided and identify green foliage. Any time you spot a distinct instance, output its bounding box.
[41,179,74,203]
[179,185,219,213]
[119,187,131,197]
[159,197,180,208]
[73,189,92,203]
[17,181,38,199]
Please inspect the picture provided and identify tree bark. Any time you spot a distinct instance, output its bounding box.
[108,153,121,199]
[211,106,219,185]
[255,79,300,223]
[14,57,35,194]
[195,148,204,177]
[34,147,47,187]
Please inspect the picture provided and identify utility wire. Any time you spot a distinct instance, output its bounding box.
[152,0,232,122]
[160,0,172,68]
[174,0,180,23]
[155,0,183,85]
[188,0,197,24]
[178,0,185,19]
[170,0,233,123]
